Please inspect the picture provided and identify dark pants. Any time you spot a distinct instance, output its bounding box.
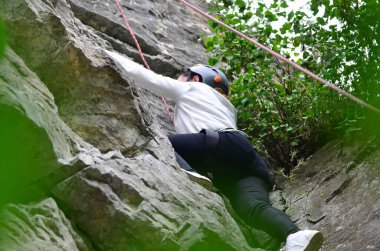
[168,131,299,241]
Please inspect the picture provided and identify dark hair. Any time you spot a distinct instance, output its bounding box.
[181,67,202,82]
[181,67,191,77]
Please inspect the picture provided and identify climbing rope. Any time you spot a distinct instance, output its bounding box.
[113,0,174,124]
[178,0,380,115]
[113,0,380,115]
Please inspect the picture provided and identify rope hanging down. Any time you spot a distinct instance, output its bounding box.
[178,0,380,115]
[113,0,174,124]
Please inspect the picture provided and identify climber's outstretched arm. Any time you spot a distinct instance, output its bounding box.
[105,50,191,100]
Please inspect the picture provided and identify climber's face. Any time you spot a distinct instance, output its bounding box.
[177,74,201,82]
[177,74,188,82]
[177,67,191,82]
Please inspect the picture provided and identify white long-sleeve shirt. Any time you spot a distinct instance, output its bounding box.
[105,50,237,134]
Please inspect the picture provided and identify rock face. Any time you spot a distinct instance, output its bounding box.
[0,198,91,251]
[0,0,256,250]
[271,137,380,251]
[1,0,379,251]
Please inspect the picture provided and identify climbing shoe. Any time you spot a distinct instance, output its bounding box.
[184,170,213,191]
[285,230,323,251]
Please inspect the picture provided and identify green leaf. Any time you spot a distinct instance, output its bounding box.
[277,11,287,17]
[290,140,299,147]
[293,36,301,47]
[243,11,253,21]
[280,1,289,8]
[275,34,282,42]
[208,20,219,29]
[264,25,273,36]
[317,17,326,25]
[235,0,246,9]
[286,126,294,132]
[204,37,214,49]
[270,3,278,8]
[256,6,264,18]
[282,22,292,31]
[226,13,235,19]
[288,10,295,20]
[265,10,278,22]
[208,56,219,66]
[258,3,266,9]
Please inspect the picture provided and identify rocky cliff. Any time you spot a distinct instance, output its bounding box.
[0,0,379,251]
[271,134,380,250]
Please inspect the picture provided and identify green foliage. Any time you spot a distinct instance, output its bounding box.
[0,105,58,205]
[205,0,380,173]
[0,18,6,59]
[310,0,380,105]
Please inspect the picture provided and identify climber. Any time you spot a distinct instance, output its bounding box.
[104,49,324,251]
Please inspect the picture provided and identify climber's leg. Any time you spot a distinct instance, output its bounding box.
[229,176,299,242]
[174,151,194,171]
[168,133,206,172]
[168,133,213,190]
[172,150,212,190]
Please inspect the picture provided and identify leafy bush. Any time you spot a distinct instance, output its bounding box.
[204,0,380,173]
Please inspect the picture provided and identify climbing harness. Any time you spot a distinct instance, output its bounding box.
[113,0,174,124]
[218,128,248,137]
[177,0,380,115]
[201,129,220,164]
[200,129,219,180]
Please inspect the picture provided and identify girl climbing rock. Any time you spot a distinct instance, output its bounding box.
[105,49,323,251]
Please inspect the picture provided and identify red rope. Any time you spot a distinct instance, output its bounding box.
[113,0,175,124]
[178,0,380,115]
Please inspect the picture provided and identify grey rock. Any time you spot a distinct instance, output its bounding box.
[0,47,95,164]
[1,0,211,149]
[67,0,211,75]
[0,0,260,250]
[53,156,257,251]
[0,47,82,204]
[1,0,159,153]
[273,138,380,250]
[3,0,379,250]
[0,198,91,251]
